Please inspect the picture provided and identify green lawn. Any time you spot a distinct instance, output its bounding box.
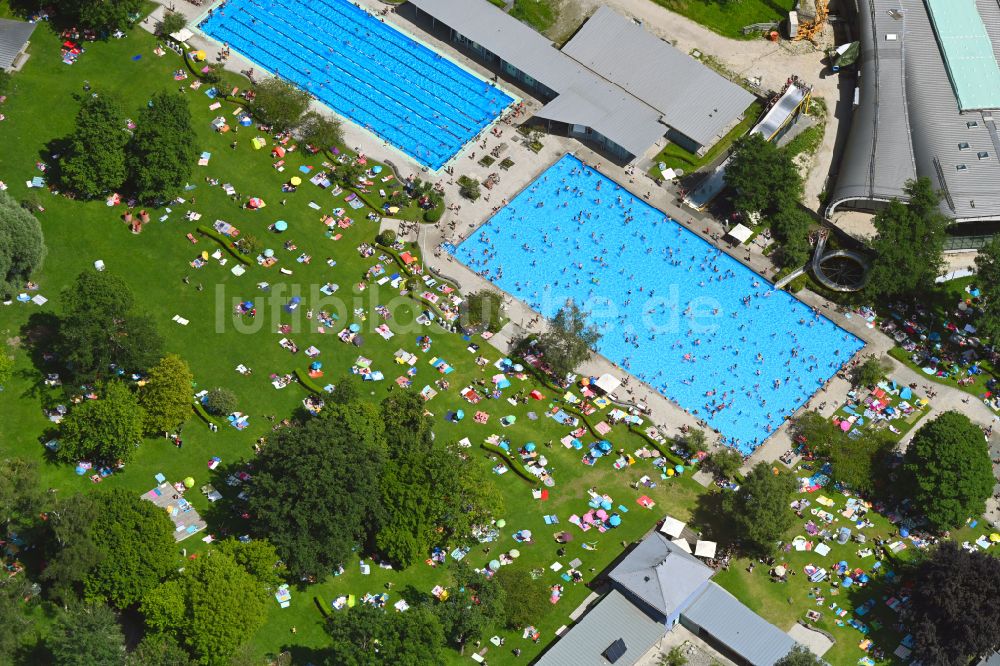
[0,12,711,664]
[651,0,797,39]
[509,0,557,33]
[648,100,762,176]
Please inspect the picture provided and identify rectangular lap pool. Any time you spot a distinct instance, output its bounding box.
[200,0,513,169]
[451,155,865,453]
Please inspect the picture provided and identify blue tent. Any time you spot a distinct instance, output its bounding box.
[274,220,288,232]
[674,465,685,474]
[609,514,622,527]
[598,440,612,452]
[600,500,612,510]
[455,409,465,421]
[899,387,912,400]
[524,442,536,452]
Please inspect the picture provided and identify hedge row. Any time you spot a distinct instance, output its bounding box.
[196,226,253,265]
[480,443,535,484]
[191,401,223,428]
[627,424,686,467]
[294,368,325,395]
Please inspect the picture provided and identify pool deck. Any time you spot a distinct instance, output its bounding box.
[144,3,1000,517]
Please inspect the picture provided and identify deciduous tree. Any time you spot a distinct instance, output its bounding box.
[376,394,503,568]
[248,402,386,576]
[55,0,142,33]
[0,190,46,297]
[536,300,602,380]
[59,382,145,465]
[435,562,505,654]
[138,354,194,434]
[46,603,125,666]
[156,10,187,38]
[297,110,344,152]
[250,77,311,131]
[853,355,885,387]
[45,488,175,609]
[215,538,286,590]
[903,411,994,531]
[725,133,802,214]
[126,634,191,666]
[0,457,44,532]
[722,462,797,556]
[461,289,504,332]
[203,387,237,416]
[774,645,824,666]
[973,236,1000,341]
[791,410,840,458]
[324,605,445,665]
[56,269,163,377]
[127,91,197,202]
[60,93,129,198]
[903,542,1000,665]
[142,550,267,665]
[493,567,547,628]
[830,429,894,494]
[865,178,947,301]
[705,448,743,481]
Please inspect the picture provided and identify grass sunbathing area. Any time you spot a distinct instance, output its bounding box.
[648,100,762,177]
[650,0,797,39]
[3,7,997,666]
[0,12,712,663]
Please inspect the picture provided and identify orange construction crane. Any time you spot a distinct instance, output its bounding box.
[794,0,829,43]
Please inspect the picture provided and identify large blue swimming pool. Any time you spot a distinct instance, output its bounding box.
[200,0,513,169]
[452,155,864,452]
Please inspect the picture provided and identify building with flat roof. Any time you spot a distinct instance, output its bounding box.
[827,0,1000,223]
[537,532,798,666]
[404,0,755,162]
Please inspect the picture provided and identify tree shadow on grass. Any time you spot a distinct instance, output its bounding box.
[197,458,258,541]
[279,644,331,665]
[689,488,734,541]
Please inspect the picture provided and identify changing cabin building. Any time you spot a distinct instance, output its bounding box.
[403,0,756,163]
[537,532,797,666]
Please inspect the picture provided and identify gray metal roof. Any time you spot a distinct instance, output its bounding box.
[682,583,797,666]
[561,6,755,147]
[535,590,666,666]
[828,0,1000,222]
[535,84,667,157]
[978,651,1000,666]
[407,0,751,155]
[0,18,35,71]
[609,531,713,618]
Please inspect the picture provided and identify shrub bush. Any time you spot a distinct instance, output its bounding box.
[204,387,238,416]
[375,229,397,246]
[457,175,481,202]
[294,368,325,395]
[423,206,442,223]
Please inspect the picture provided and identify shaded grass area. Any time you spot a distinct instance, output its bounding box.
[650,0,796,39]
[0,12,711,664]
[510,0,557,33]
[783,122,824,159]
[647,100,763,176]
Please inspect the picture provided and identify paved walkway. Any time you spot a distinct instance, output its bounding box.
[150,1,998,525]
